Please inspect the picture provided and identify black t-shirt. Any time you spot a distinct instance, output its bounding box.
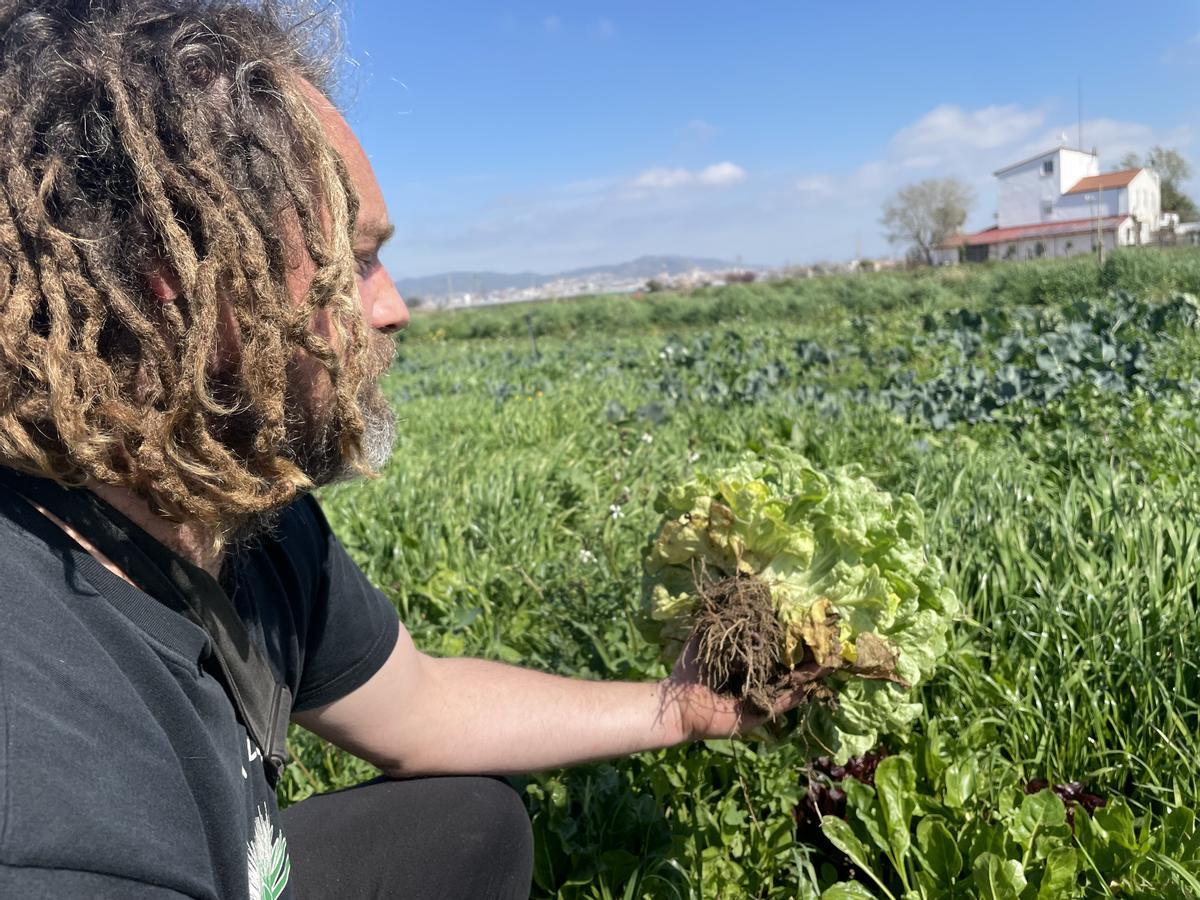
[0,484,400,898]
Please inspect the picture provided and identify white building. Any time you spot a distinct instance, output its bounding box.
[935,145,1161,263]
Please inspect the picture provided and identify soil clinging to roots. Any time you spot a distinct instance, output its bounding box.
[691,572,790,715]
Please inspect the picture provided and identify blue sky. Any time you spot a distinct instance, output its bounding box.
[335,1,1200,277]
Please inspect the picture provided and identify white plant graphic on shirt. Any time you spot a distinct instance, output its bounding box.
[247,805,291,900]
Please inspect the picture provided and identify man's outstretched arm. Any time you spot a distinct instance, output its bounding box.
[292,619,824,777]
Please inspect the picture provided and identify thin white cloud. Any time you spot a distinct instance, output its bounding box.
[698,162,746,186]
[591,18,615,38]
[852,160,892,191]
[631,162,745,190]
[892,103,1047,158]
[1021,118,1194,167]
[898,154,941,170]
[683,119,720,143]
[816,105,1191,206]
[632,167,693,189]
[795,175,835,195]
[1160,31,1200,64]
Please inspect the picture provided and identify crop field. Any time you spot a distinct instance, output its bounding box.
[284,249,1200,897]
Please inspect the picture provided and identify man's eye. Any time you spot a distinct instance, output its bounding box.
[354,253,379,277]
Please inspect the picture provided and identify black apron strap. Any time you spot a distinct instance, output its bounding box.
[0,467,292,786]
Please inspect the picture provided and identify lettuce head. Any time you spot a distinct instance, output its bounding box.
[640,448,957,763]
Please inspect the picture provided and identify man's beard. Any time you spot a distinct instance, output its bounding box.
[171,329,398,545]
[356,381,398,474]
[290,331,399,488]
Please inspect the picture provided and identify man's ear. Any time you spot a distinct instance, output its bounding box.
[146,267,182,302]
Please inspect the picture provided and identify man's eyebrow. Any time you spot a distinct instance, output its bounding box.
[357,221,395,249]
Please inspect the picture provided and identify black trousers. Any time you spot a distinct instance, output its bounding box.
[280,776,534,899]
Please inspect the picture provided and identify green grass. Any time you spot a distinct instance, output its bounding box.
[282,248,1200,897]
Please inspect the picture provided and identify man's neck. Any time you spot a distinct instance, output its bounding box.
[88,483,225,577]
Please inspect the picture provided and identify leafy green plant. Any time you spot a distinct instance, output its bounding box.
[818,750,1200,897]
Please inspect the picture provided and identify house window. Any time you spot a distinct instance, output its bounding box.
[1041,200,1053,217]
[1042,159,1054,175]
[1035,241,1046,258]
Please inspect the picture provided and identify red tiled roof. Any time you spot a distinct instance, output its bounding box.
[1064,168,1143,195]
[940,215,1129,248]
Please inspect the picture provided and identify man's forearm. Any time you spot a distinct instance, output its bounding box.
[381,655,691,777]
[292,624,762,778]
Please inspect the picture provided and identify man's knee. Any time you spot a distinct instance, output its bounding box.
[453,777,534,872]
[282,774,534,899]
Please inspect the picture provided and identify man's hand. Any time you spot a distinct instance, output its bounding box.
[662,637,835,742]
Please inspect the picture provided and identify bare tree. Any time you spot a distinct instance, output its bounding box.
[880,178,975,266]
[1118,147,1198,221]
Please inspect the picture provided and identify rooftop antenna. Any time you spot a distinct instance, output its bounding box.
[1077,77,1083,149]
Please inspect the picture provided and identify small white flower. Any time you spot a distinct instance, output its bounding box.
[687,450,701,464]
[641,432,653,444]
[609,504,624,520]
[578,548,597,564]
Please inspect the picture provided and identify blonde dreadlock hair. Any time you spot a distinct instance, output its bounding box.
[0,0,371,532]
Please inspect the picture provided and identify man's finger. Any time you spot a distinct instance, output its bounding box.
[785,664,836,687]
[768,665,836,716]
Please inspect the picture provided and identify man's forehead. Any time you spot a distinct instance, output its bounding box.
[296,77,355,148]
[295,76,389,236]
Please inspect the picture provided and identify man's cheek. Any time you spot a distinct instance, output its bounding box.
[356,276,371,323]
[310,309,336,342]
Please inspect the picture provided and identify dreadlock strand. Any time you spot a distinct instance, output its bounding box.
[99,63,201,293]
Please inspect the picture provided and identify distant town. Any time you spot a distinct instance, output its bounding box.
[397,254,903,310]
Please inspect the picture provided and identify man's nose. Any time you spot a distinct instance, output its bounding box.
[369,270,409,333]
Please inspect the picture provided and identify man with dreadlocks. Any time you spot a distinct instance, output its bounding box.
[0,2,824,898]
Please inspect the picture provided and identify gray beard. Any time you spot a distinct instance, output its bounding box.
[324,386,397,484]
[290,331,399,489]
[360,392,398,472]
